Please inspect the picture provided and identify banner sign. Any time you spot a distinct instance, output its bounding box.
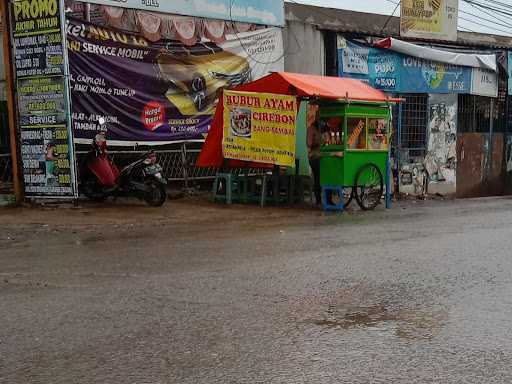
[222,91,297,166]
[11,0,77,197]
[340,42,400,91]
[339,41,471,94]
[400,55,471,93]
[83,0,285,26]
[400,0,458,42]
[471,67,498,98]
[67,18,283,145]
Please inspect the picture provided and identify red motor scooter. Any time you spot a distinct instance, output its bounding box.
[80,118,167,206]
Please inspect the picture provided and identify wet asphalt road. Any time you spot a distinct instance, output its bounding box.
[1,197,512,383]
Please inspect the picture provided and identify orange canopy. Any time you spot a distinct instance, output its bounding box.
[234,72,397,102]
[196,72,395,168]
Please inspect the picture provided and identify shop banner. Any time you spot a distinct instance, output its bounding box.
[400,0,458,42]
[340,42,369,76]
[340,41,400,92]
[11,0,77,198]
[471,67,498,98]
[377,37,496,72]
[222,91,297,166]
[67,18,283,145]
[83,0,285,26]
[400,55,471,93]
[339,41,471,94]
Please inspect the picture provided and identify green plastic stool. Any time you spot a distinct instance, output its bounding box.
[213,173,234,204]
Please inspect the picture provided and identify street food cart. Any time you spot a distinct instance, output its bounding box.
[196,72,397,210]
[315,100,391,210]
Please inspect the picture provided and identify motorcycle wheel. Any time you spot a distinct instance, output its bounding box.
[82,177,108,202]
[144,182,167,207]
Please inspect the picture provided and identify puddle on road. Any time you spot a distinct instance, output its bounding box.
[312,304,390,329]
[291,287,447,341]
[308,303,445,340]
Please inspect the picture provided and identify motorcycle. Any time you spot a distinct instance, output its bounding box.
[80,118,167,206]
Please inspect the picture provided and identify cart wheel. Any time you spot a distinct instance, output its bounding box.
[355,164,383,211]
[324,188,352,208]
[343,187,354,208]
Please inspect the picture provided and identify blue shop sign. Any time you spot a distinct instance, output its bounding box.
[400,56,471,93]
[339,41,471,94]
[338,42,400,91]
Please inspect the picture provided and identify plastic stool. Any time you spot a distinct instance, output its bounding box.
[213,173,234,204]
[322,185,344,212]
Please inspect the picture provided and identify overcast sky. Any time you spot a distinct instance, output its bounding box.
[287,0,512,37]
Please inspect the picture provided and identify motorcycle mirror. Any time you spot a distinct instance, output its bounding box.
[98,117,106,125]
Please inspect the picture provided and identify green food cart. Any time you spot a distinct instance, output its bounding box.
[315,100,392,210]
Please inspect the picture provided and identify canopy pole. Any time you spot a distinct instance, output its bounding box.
[385,104,392,209]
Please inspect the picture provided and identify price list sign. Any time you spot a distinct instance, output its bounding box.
[11,0,76,197]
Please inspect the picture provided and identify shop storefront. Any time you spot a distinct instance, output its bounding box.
[337,37,506,198]
[284,1,512,199]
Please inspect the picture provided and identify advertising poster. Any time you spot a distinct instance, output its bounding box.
[339,41,471,94]
[426,94,457,188]
[400,55,471,93]
[400,0,458,42]
[67,18,284,145]
[471,67,498,98]
[11,0,76,197]
[340,41,400,92]
[222,91,297,166]
[340,42,369,76]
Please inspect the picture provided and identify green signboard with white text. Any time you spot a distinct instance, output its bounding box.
[11,0,77,198]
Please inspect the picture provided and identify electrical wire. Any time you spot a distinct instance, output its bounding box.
[459,9,512,30]
[382,0,401,6]
[478,0,512,10]
[459,15,512,34]
[463,0,512,19]
[463,0,512,26]
[463,0,512,18]
[465,0,512,31]
[458,1,512,35]
[464,0,510,11]
[380,1,401,34]
[459,25,478,32]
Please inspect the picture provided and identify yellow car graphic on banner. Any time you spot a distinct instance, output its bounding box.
[157,42,251,116]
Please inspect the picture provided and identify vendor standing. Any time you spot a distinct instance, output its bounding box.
[307,110,322,205]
